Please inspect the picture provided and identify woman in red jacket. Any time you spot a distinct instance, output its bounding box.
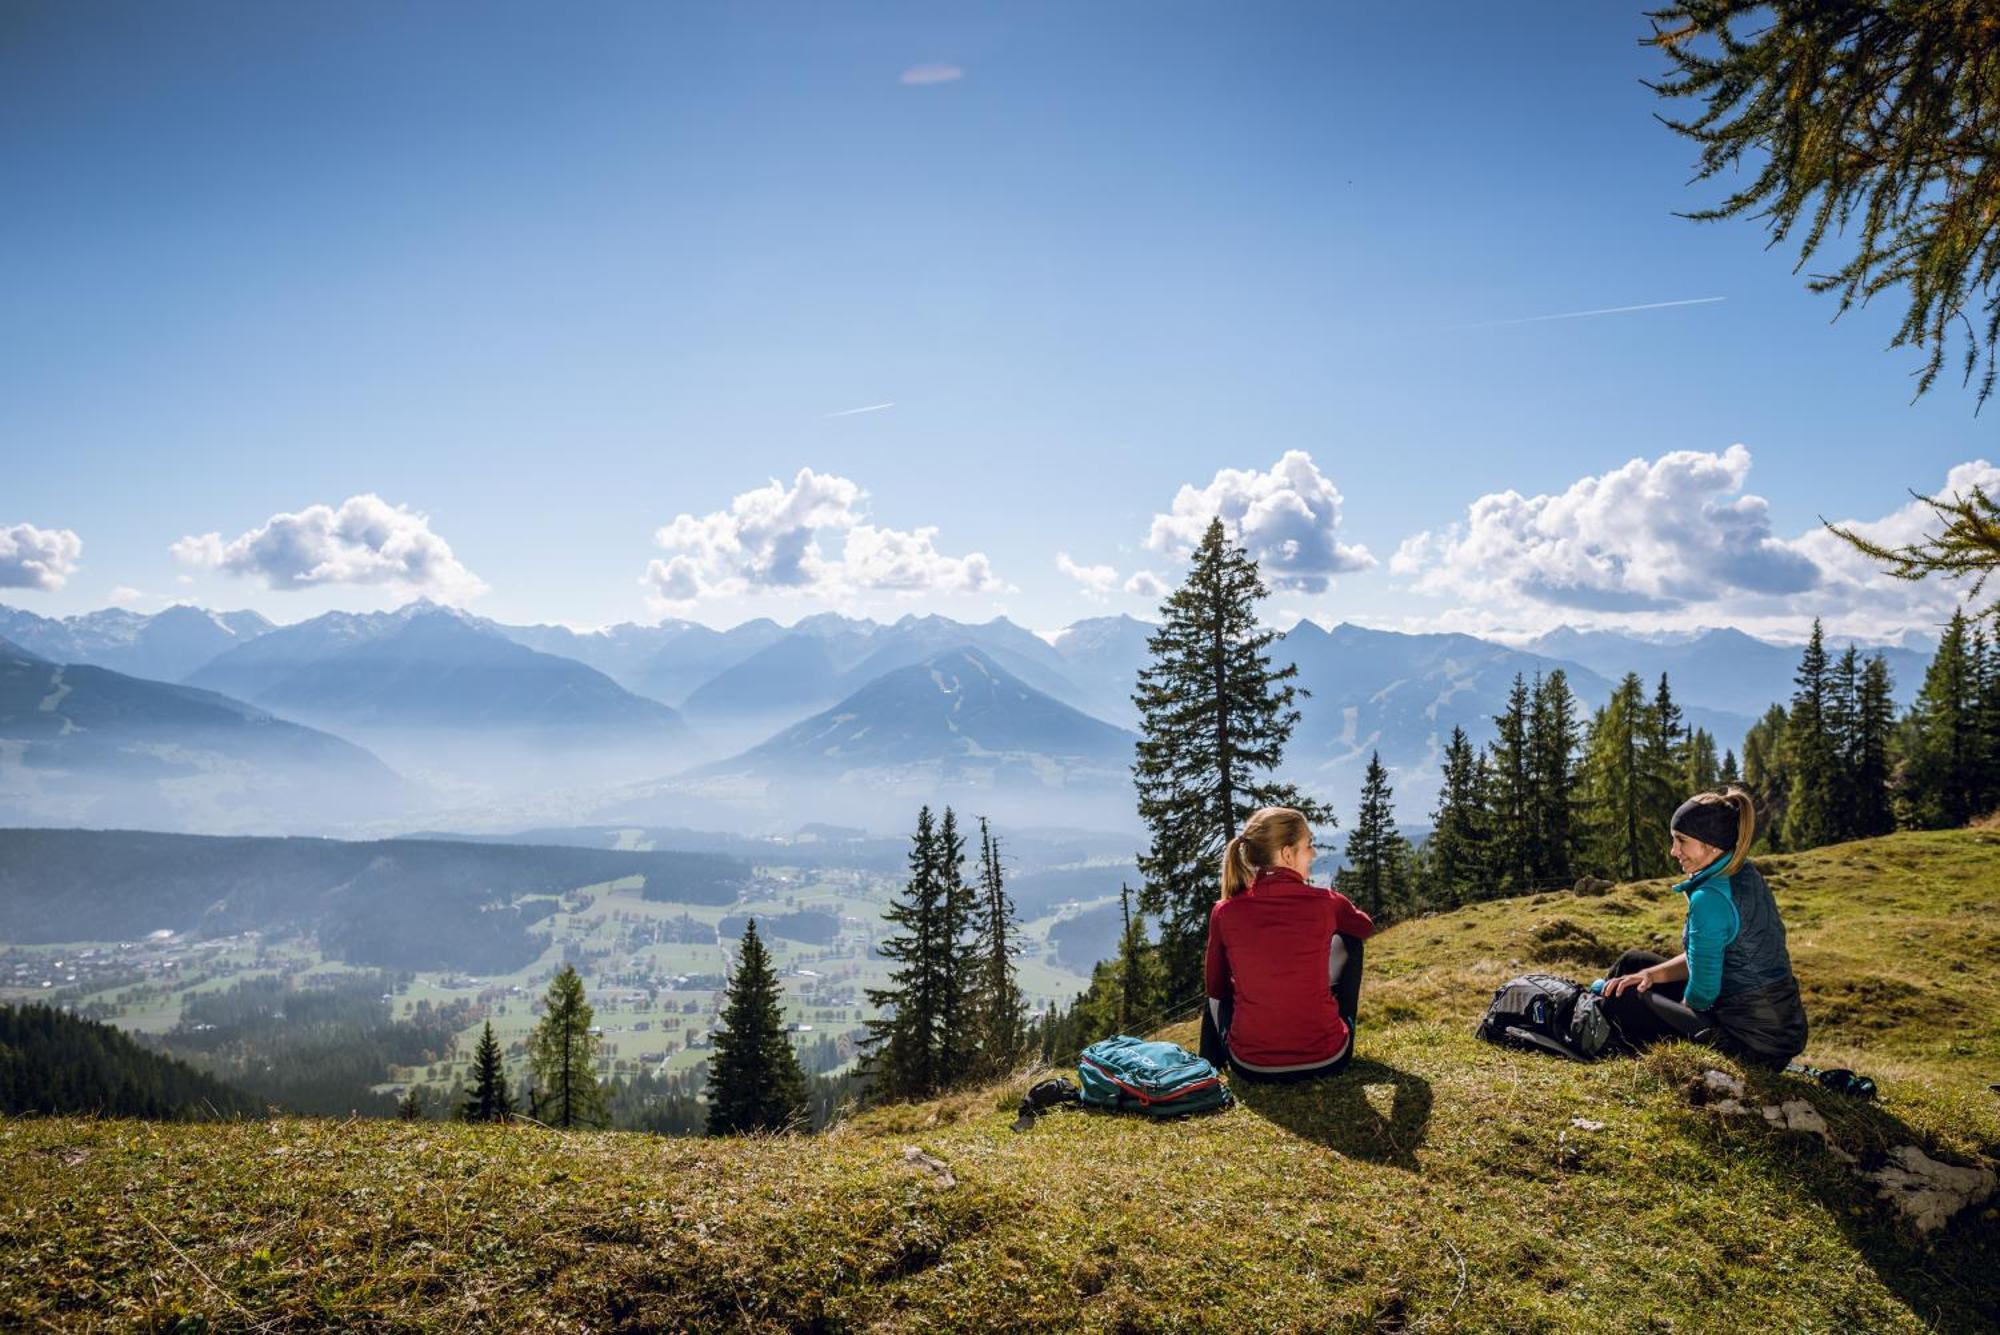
[1199,805,1375,1082]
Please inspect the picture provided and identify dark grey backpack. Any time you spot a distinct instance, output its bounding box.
[1475,973,1612,1061]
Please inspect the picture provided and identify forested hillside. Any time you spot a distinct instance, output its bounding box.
[0,829,749,972]
[0,1003,260,1120]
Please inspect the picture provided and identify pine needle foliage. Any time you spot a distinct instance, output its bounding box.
[527,964,606,1130]
[460,1021,513,1124]
[706,919,809,1136]
[1132,517,1330,1001]
[1648,2,2000,407]
[971,818,1027,1078]
[1825,481,2000,623]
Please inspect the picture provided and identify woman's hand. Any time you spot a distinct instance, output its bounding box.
[1602,970,1654,998]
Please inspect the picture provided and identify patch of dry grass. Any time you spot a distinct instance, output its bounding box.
[3,830,1996,1332]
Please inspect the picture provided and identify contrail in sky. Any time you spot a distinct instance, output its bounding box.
[1456,296,1727,329]
[825,401,896,417]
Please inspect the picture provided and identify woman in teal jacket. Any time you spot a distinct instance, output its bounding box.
[1593,786,1809,1070]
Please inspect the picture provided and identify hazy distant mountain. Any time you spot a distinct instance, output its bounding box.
[184,601,696,795]
[187,601,686,734]
[0,639,403,832]
[1049,614,1156,727]
[677,613,1085,750]
[0,603,274,682]
[631,649,1138,831]
[497,617,787,705]
[1520,625,1929,719]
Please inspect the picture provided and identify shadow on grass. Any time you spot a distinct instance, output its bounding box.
[1696,1061,2000,1333]
[1230,1057,1433,1171]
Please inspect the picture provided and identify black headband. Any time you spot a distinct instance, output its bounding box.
[1671,796,1741,852]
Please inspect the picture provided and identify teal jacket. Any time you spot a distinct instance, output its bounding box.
[1676,854,1794,1012]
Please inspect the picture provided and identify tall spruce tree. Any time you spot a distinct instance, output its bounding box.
[1340,752,1410,918]
[1486,675,1536,893]
[1582,673,1672,881]
[1742,703,1791,849]
[461,1020,514,1124]
[862,806,947,1101]
[1854,654,1898,838]
[1977,630,2000,816]
[930,808,982,1075]
[1132,517,1328,1001]
[1528,670,1582,886]
[706,919,809,1135]
[1971,628,2000,818]
[1902,610,1980,829]
[1828,644,1864,840]
[527,964,606,1130]
[1719,748,1741,786]
[971,818,1026,1077]
[1427,726,1490,908]
[1686,727,1720,792]
[1784,621,1842,850]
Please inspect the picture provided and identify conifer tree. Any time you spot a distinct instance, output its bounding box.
[1528,670,1582,886]
[1977,630,2000,816]
[1114,883,1162,1033]
[1742,703,1791,849]
[1132,517,1328,1001]
[1784,621,1842,850]
[1641,673,1689,838]
[1340,752,1410,918]
[931,808,982,1075]
[862,806,948,1101]
[461,1019,514,1124]
[1902,610,1980,829]
[706,919,809,1135]
[1685,727,1720,792]
[528,964,606,1130]
[1581,673,1672,881]
[1427,726,1490,908]
[1854,653,1898,838]
[971,818,1026,1077]
[1485,675,1536,893]
[1719,748,1740,786]
[1828,644,1864,840]
[397,1086,429,1121]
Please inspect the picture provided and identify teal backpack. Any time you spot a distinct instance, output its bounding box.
[1077,1035,1234,1118]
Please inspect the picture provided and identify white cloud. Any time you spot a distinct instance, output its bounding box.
[900,64,963,86]
[1392,448,2000,639]
[1391,444,1819,613]
[642,468,1006,609]
[1123,570,1168,599]
[1146,451,1376,593]
[106,585,145,607]
[0,523,83,591]
[171,494,486,601]
[1056,553,1119,601]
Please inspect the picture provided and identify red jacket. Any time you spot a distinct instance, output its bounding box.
[1205,867,1375,1068]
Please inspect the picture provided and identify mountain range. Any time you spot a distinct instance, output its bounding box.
[0,598,1942,836]
[0,636,402,832]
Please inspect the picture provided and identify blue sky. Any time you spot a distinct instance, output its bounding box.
[2,2,1990,641]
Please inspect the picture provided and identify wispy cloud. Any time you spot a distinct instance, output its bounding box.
[1454,296,1726,329]
[824,401,896,418]
[899,64,963,86]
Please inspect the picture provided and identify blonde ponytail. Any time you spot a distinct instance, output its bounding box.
[1722,785,1756,874]
[1220,835,1253,899]
[1218,806,1313,898]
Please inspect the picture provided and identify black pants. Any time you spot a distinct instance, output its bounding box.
[1599,948,1713,1051]
[1200,934,1364,1084]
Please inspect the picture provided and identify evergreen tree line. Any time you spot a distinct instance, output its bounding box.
[0,1002,264,1120]
[856,809,1029,1104]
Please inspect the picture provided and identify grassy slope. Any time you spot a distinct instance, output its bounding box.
[3,830,1996,1333]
